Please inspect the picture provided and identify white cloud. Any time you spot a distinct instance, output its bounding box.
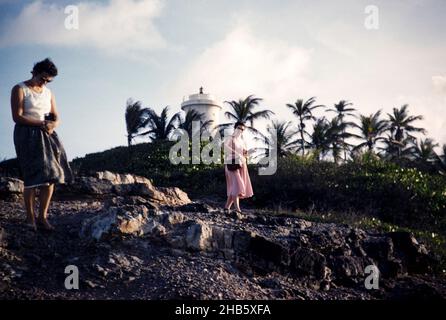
[0,0,166,58]
[170,24,314,114]
[394,93,446,149]
[432,75,446,94]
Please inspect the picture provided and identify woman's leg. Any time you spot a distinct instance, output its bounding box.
[37,184,55,230]
[225,195,234,210]
[234,196,241,212]
[23,187,37,230]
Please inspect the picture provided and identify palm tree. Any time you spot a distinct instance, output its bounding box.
[387,104,426,159]
[410,138,439,163]
[326,116,354,164]
[286,97,324,156]
[217,95,274,138]
[125,99,150,147]
[307,117,333,161]
[175,109,212,139]
[435,144,446,175]
[350,110,388,153]
[377,134,414,161]
[253,120,298,160]
[326,100,356,161]
[139,106,180,141]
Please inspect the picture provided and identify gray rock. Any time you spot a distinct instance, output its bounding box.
[328,255,371,282]
[250,235,289,266]
[175,202,215,213]
[141,220,167,236]
[185,221,213,251]
[388,232,434,274]
[362,236,394,260]
[0,177,23,200]
[0,177,23,193]
[0,227,6,248]
[56,170,191,207]
[293,247,328,280]
[80,206,146,240]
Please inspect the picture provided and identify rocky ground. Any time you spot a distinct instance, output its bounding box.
[0,172,445,300]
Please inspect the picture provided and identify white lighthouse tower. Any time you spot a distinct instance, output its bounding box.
[181,87,222,133]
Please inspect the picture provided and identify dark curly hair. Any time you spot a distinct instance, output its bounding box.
[234,121,246,129]
[32,58,58,77]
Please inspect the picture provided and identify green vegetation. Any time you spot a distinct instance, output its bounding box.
[68,144,446,234]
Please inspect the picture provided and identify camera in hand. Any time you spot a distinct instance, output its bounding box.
[44,113,56,121]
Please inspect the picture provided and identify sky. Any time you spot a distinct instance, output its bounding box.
[0,0,445,161]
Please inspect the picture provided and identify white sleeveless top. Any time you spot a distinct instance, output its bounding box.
[18,82,52,121]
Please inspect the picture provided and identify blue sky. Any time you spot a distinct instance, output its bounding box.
[1,0,445,161]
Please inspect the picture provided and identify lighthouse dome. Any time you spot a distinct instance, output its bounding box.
[180,87,222,132]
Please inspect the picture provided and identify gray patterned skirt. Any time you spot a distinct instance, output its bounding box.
[13,123,74,188]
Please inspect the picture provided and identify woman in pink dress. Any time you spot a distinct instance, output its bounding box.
[223,121,254,214]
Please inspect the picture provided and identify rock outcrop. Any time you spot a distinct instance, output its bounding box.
[0,171,444,300]
[0,177,23,201]
[0,171,191,207]
[78,196,440,294]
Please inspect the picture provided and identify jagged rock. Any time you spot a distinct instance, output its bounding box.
[250,235,289,266]
[155,187,191,206]
[87,171,191,206]
[328,255,374,284]
[294,219,312,230]
[362,236,394,260]
[303,225,346,253]
[293,247,328,280]
[185,221,213,251]
[0,227,6,248]
[174,202,215,213]
[141,220,167,237]
[80,206,148,240]
[94,171,152,185]
[228,210,245,220]
[233,230,255,253]
[104,196,159,210]
[164,212,186,226]
[75,176,115,194]
[388,232,434,274]
[1,170,191,207]
[0,177,23,201]
[0,177,23,194]
[347,228,367,246]
[386,276,446,300]
[80,204,187,241]
[1,195,445,300]
[211,226,234,251]
[379,258,405,278]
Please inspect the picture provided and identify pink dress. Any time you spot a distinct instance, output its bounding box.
[224,135,254,199]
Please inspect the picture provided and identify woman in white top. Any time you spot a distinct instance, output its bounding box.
[10,58,73,231]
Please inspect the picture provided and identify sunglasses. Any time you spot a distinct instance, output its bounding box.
[41,76,52,83]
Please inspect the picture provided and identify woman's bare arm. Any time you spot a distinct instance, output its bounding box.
[46,92,60,131]
[10,85,45,126]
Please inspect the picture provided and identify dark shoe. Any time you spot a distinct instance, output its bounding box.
[37,220,55,232]
[24,222,37,232]
[231,209,244,220]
